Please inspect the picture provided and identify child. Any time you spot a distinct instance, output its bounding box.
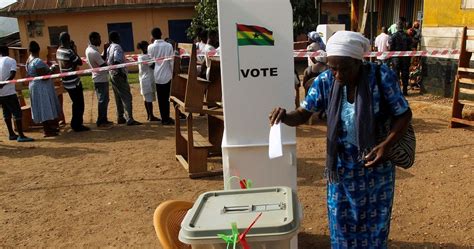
[0,45,33,142]
[136,41,160,121]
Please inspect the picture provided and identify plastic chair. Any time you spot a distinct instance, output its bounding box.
[153,200,193,249]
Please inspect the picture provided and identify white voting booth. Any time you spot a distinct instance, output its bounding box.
[217,0,297,192]
[316,24,346,45]
[218,1,298,247]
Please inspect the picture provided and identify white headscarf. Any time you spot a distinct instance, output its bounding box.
[308,31,320,42]
[326,31,370,60]
[315,50,327,63]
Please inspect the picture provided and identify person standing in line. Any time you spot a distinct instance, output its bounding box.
[106,31,142,126]
[196,29,208,52]
[56,32,90,132]
[375,27,390,52]
[0,45,33,142]
[137,41,160,122]
[389,21,412,96]
[374,27,390,63]
[26,41,62,137]
[147,28,175,125]
[388,17,406,35]
[85,32,113,128]
[307,31,326,66]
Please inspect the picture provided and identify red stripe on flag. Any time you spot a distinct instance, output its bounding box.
[237,24,272,35]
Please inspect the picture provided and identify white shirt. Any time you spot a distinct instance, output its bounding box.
[202,44,216,80]
[85,44,108,83]
[375,33,390,52]
[196,41,206,52]
[148,40,174,85]
[0,56,17,97]
[138,54,155,95]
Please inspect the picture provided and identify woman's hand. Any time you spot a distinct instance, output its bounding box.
[364,142,389,167]
[269,107,286,126]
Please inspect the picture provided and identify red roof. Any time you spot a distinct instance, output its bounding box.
[0,0,199,17]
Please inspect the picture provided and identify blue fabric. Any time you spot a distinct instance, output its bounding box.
[26,58,60,123]
[302,63,409,249]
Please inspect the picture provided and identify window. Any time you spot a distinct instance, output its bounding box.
[107,22,134,52]
[168,19,192,43]
[27,20,44,38]
[48,26,68,46]
[462,0,474,9]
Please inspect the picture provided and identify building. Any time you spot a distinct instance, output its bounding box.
[421,0,474,96]
[321,0,351,30]
[0,0,199,59]
[351,0,424,41]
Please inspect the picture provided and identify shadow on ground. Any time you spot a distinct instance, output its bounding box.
[299,232,471,249]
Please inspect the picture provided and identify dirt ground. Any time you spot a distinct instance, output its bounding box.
[0,85,473,249]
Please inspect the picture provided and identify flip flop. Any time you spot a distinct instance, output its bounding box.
[8,135,18,141]
[17,136,34,142]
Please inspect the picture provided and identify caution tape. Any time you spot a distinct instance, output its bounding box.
[1,49,461,85]
[1,55,174,85]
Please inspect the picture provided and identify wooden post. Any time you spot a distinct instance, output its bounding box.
[351,0,360,32]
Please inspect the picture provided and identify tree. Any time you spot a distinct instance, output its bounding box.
[187,0,218,40]
[291,0,319,37]
[187,0,319,40]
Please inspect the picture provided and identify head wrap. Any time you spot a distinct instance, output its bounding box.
[326,31,370,61]
[308,31,321,42]
[315,50,327,64]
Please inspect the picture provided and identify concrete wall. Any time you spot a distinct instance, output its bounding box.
[421,0,474,97]
[17,7,195,60]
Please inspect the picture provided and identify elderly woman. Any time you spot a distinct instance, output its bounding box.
[270,31,412,248]
[26,41,61,137]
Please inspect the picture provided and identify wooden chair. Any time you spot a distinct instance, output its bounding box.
[153,200,192,249]
[450,27,474,128]
[14,84,33,131]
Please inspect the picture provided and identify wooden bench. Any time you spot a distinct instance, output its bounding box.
[170,44,223,178]
[450,27,474,128]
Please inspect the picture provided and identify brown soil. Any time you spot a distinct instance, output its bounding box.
[0,86,473,248]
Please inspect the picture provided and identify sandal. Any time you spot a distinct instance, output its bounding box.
[17,136,34,142]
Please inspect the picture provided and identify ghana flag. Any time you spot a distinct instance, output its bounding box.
[237,24,274,46]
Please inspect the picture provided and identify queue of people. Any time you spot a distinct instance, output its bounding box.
[375,17,422,96]
[0,26,190,140]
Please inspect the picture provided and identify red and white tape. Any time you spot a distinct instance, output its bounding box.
[2,55,174,85]
[2,49,460,85]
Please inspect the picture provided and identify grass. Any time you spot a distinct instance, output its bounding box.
[80,73,139,91]
[21,73,139,98]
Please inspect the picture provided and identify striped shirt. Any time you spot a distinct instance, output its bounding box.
[56,47,81,89]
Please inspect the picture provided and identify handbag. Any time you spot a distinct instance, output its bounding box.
[375,64,416,169]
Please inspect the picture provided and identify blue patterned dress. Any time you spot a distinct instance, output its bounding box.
[26,57,61,123]
[301,63,409,249]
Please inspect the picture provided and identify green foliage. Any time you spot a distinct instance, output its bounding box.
[187,0,319,40]
[187,0,218,40]
[291,0,319,37]
[80,73,139,91]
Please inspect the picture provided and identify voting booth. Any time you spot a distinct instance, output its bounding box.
[316,24,346,45]
[218,0,297,191]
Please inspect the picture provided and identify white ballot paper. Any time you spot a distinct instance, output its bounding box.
[269,123,283,159]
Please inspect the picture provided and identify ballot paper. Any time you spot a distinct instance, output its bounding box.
[269,123,283,159]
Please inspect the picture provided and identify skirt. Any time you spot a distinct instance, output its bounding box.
[29,79,61,123]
